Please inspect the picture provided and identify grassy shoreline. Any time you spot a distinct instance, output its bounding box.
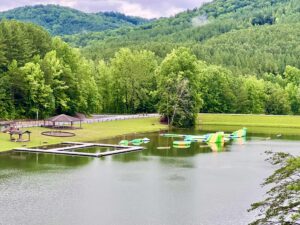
[0,118,166,153]
[2,114,300,153]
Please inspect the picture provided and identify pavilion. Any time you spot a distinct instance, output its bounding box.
[9,130,31,142]
[44,114,82,129]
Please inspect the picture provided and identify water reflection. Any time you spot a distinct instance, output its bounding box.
[232,137,247,145]
[0,151,91,173]
[1,127,300,225]
[209,142,225,152]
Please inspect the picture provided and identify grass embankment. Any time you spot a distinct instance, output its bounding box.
[0,118,166,152]
[199,114,300,135]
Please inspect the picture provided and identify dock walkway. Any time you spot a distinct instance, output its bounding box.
[14,142,143,158]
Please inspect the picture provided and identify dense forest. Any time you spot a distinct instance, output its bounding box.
[0,20,100,119]
[79,0,300,75]
[0,0,300,126]
[0,5,149,35]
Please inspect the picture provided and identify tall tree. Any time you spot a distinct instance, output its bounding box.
[20,62,54,118]
[109,48,157,113]
[238,76,266,114]
[157,47,202,128]
[39,50,70,113]
[198,65,237,113]
[264,82,290,115]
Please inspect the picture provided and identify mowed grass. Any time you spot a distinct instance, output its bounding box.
[199,113,300,135]
[199,113,300,128]
[0,118,166,152]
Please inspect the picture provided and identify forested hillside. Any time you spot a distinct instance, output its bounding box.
[79,0,300,75]
[69,0,300,45]
[0,5,149,35]
[1,0,300,121]
[193,23,300,75]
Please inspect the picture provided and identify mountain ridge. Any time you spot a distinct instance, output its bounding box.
[0,4,149,35]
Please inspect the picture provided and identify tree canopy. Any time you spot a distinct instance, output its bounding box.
[250,152,300,225]
[157,48,202,127]
[0,5,149,36]
[0,20,101,118]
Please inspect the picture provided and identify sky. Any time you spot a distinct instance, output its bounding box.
[0,0,212,19]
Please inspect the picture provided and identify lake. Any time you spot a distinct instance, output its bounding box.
[1,127,299,225]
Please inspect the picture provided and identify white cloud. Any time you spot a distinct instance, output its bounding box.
[118,2,161,18]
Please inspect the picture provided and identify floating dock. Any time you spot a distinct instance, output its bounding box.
[14,141,143,158]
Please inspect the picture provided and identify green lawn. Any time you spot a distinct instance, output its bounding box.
[199,114,300,128]
[0,118,166,152]
[199,113,300,135]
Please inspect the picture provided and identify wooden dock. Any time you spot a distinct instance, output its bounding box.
[14,142,143,158]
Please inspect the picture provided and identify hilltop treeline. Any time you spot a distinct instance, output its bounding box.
[2,1,300,77]
[76,0,300,76]
[0,20,300,120]
[0,5,148,36]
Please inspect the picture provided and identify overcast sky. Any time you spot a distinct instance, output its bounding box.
[0,0,212,19]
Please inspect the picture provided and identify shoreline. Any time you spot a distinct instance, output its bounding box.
[3,113,300,153]
[0,118,166,153]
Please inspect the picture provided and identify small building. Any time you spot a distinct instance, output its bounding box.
[9,130,31,142]
[44,114,82,129]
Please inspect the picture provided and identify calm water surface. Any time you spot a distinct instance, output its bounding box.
[1,128,300,225]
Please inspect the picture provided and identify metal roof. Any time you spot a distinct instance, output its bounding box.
[46,114,81,123]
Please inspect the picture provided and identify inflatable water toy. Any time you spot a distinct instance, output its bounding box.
[160,133,188,138]
[119,140,129,146]
[157,146,171,150]
[204,132,225,144]
[229,127,247,138]
[173,140,191,148]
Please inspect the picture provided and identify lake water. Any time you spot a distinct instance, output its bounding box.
[1,128,300,225]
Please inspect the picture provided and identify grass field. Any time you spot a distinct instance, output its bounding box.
[199,114,300,128]
[199,113,300,135]
[0,118,166,152]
